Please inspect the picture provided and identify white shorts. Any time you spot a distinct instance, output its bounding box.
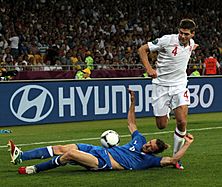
[152,84,190,116]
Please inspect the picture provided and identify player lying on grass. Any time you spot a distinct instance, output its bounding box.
[8,89,194,174]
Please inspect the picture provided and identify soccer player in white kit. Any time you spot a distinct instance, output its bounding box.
[138,19,197,169]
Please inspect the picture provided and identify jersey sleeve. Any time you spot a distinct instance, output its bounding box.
[131,130,139,139]
[131,130,147,147]
[190,38,196,49]
[148,35,171,52]
[131,130,145,141]
[149,156,162,167]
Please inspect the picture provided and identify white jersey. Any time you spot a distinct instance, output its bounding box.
[9,36,19,49]
[148,34,195,86]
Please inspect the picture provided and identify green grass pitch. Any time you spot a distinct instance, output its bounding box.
[0,112,222,187]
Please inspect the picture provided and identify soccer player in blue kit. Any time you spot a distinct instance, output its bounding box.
[8,89,194,174]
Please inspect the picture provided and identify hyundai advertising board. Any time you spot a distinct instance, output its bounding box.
[0,77,221,126]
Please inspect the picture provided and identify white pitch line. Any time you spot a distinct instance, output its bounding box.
[1,126,222,149]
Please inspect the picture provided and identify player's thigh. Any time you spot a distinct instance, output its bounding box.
[174,105,188,120]
[152,84,171,116]
[53,144,78,155]
[171,88,190,110]
[172,89,189,124]
[66,149,99,168]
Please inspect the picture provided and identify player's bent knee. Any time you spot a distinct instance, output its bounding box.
[156,117,168,129]
[156,123,167,129]
[64,150,78,160]
[52,145,63,155]
[53,144,77,155]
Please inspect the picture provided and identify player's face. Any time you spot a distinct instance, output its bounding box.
[142,139,159,153]
[178,28,195,46]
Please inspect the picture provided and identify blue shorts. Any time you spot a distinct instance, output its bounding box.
[76,143,112,170]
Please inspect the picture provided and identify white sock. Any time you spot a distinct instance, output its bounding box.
[46,146,54,157]
[173,127,186,156]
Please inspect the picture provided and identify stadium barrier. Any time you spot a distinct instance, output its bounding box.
[12,68,220,80]
[13,69,145,80]
[0,76,222,127]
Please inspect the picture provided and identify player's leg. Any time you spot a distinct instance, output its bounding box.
[171,88,190,169]
[152,84,171,129]
[59,149,99,168]
[8,140,77,164]
[155,115,169,129]
[52,144,78,155]
[173,105,188,170]
[18,154,66,174]
[8,140,54,164]
[173,105,188,155]
[18,144,103,174]
[21,146,54,160]
[21,144,78,161]
[19,149,99,174]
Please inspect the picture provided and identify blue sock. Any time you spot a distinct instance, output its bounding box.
[35,156,65,173]
[21,147,52,161]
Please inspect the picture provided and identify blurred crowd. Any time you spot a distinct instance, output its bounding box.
[0,0,221,75]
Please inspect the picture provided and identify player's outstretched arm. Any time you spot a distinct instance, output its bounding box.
[160,134,194,167]
[127,89,137,134]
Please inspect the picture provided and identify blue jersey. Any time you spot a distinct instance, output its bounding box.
[108,130,162,170]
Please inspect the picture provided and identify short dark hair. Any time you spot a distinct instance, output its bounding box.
[179,19,196,32]
[153,139,169,154]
